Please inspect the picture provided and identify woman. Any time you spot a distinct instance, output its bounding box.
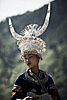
[11,53,61,100]
[8,2,61,100]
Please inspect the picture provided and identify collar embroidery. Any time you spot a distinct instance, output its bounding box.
[25,69,48,93]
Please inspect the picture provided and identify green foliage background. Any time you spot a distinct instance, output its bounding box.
[0,0,67,100]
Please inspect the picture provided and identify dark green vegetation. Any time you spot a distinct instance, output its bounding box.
[0,0,67,100]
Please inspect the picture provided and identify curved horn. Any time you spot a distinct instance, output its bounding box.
[9,18,23,40]
[36,2,51,36]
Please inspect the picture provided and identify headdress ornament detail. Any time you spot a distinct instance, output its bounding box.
[8,2,52,60]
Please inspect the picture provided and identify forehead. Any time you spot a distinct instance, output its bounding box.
[24,54,35,58]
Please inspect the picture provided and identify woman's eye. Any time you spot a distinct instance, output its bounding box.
[24,56,34,60]
[29,56,33,59]
[25,58,27,60]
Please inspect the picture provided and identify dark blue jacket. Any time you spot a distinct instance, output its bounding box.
[11,72,61,100]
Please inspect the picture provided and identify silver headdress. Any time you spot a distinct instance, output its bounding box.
[9,2,51,60]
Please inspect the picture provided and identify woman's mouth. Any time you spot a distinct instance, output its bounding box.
[27,63,31,66]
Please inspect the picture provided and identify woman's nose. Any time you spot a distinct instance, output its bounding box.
[25,58,30,62]
[26,58,29,62]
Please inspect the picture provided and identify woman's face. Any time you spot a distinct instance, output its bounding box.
[24,54,40,69]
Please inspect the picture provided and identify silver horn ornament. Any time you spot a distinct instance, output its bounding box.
[9,18,23,40]
[36,2,51,36]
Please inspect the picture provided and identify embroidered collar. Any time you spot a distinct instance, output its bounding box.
[25,69,48,85]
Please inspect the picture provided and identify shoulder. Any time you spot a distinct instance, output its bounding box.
[48,74,54,84]
[19,72,26,79]
[15,72,26,85]
[39,69,54,84]
[17,72,26,80]
[39,69,53,80]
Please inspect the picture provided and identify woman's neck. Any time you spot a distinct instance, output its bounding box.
[30,65,39,75]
